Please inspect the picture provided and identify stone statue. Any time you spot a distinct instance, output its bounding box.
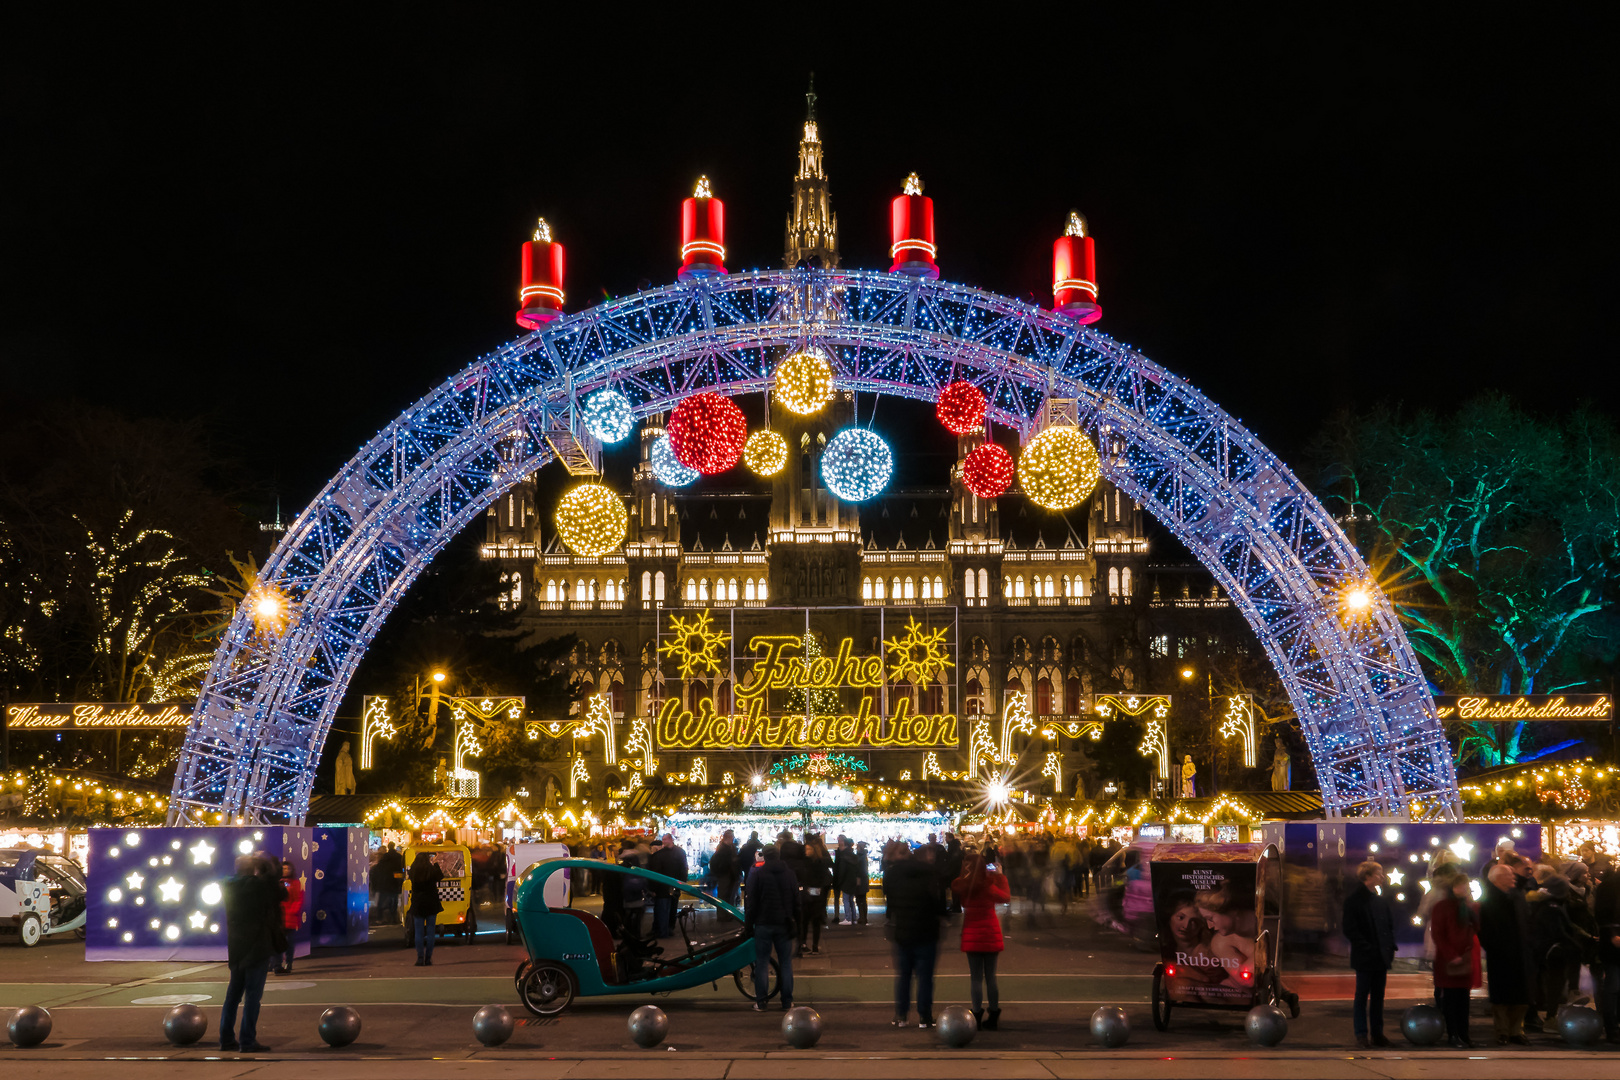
[433,757,448,793]
[1271,737,1291,791]
[334,740,356,795]
[1180,754,1197,798]
[544,777,559,807]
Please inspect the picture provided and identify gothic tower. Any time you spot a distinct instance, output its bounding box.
[783,75,839,269]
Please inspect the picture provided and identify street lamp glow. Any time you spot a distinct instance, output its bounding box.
[1180,668,1195,680]
[986,780,1010,804]
[431,671,447,683]
[751,774,763,786]
[1343,587,1372,613]
[253,596,280,620]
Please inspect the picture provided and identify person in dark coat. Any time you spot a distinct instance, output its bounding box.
[376,843,405,925]
[1431,871,1482,1047]
[852,841,871,924]
[744,844,798,1010]
[884,841,947,1027]
[833,838,858,925]
[738,831,763,882]
[1342,860,1396,1047]
[648,834,689,938]
[710,830,739,910]
[219,854,284,1051]
[1594,862,1620,1042]
[1479,862,1535,1044]
[943,834,965,913]
[1529,874,1585,1025]
[796,834,834,955]
[407,851,444,966]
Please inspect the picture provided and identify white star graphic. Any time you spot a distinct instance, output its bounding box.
[189,839,215,865]
[1387,868,1405,886]
[1449,838,1475,862]
[188,910,208,929]
[157,877,184,902]
[125,872,145,890]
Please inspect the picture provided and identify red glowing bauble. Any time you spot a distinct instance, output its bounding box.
[667,392,747,475]
[936,380,987,434]
[962,443,1015,499]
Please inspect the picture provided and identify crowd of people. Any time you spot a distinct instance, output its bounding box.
[1346,838,1620,1049]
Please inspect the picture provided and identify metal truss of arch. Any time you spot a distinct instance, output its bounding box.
[169,269,1459,824]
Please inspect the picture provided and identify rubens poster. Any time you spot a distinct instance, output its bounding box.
[1149,845,1267,1004]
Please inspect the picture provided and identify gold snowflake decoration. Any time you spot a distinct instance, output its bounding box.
[659,609,731,677]
[884,616,954,685]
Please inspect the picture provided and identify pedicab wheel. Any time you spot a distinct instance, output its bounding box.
[518,961,576,1017]
[19,913,43,947]
[1151,962,1172,1031]
[732,959,781,1001]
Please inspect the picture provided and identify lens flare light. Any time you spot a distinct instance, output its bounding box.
[773,350,836,415]
[1019,426,1101,510]
[667,393,747,474]
[821,428,893,502]
[961,443,1015,499]
[554,482,628,557]
[581,388,633,444]
[936,380,987,434]
[650,435,699,487]
[743,429,789,477]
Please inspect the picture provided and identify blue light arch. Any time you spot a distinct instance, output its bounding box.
[168,269,1459,823]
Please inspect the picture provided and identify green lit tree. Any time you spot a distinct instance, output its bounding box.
[784,633,840,717]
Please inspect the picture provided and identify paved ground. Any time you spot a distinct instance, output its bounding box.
[5,894,1619,1077]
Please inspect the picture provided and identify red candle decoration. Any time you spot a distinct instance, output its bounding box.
[936,380,987,434]
[962,442,1015,499]
[667,392,747,474]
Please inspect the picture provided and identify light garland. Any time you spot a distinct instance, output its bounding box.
[650,434,699,487]
[961,442,1014,499]
[667,392,747,474]
[581,388,634,443]
[743,429,789,476]
[821,428,893,502]
[773,350,836,415]
[936,380,987,434]
[554,482,627,557]
[1018,426,1100,510]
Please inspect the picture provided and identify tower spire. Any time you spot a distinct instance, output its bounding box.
[805,72,817,122]
[785,77,838,268]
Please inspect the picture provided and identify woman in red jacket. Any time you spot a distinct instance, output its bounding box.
[274,860,303,976]
[1430,871,1482,1048]
[952,848,1011,1029]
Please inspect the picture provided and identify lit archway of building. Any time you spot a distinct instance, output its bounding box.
[169,269,1458,823]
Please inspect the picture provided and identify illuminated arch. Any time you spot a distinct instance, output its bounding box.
[169,269,1457,822]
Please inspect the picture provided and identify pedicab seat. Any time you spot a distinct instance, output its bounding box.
[551,908,619,985]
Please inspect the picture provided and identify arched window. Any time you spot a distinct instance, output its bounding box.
[750,579,760,601]
[965,571,976,599]
[655,570,666,601]
[920,577,932,600]
[641,570,651,601]
[1037,676,1053,716]
[602,579,614,602]
[699,579,710,602]
[686,578,697,601]
[588,579,598,601]
[1015,576,1026,598]
[757,579,767,601]
[716,680,733,715]
[1005,675,1025,694]
[965,678,984,716]
[892,576,902,600]
[1004,577,1012,597]
[729,578,739,601]
[575,579,587,601]
[1066,676,1082,714]
[1108,567,1120,596]
[862,577,871,599]
[904,577,915,600]
[1122,567,1133,596]
[923,682,942,714]
[610,680,625,715]
[934,576,944,598]
[1045,575,1055,597]
[875,577,886,600]
[978,568,988,598]
[546,579,558,603]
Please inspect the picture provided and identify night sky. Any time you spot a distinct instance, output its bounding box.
[5,11,1612,521]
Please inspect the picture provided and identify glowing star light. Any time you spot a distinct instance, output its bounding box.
[659,609,731,677]
[581,388,634,444]
[961,443,1015,500]
[667,392,748,474]
[188,910,208,929]
[936,380,987,435]
[884,616,955,685]
[1018,425,1101,511]
[1448,837,1475,861]
[1387,868,1405,886]
[188,839,215,865]
[821,428,893,502]
[773,350,836,415]
[157,877,183,902]
[743,429,789,477]
[554,482,627,557]
[650,434,699,487]
[125,872,145,891]
[245,582,292,638]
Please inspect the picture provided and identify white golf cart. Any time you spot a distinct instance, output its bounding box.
[1,849,88,946]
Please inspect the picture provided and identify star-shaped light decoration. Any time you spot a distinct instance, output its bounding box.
[658,609,731,677]
[1387,868,1405,886]
[125,871,145,890]
[189,839,215,865]
[1448,837,1475,862]
[188,911,208,929]
[883,616,955,685]
[157,877,184,902]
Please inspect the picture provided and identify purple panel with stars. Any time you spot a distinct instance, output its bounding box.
[310,826,369,947]
[85,826,314,962]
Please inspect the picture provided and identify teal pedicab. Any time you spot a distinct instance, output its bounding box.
[511,858,778,1015]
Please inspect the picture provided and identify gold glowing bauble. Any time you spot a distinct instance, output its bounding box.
[743,429,789,477]
[1019,426,1101,510]
[554,483,627,557]
[773,350,835,415]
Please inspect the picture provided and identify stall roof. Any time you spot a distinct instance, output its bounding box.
[306,795,540,827]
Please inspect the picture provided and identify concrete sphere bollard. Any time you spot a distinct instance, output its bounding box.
[628,1005,668,1048]
[472,1004,515,1047]
[163,1003,208,1046]
[7,1006,53,1048]
[1246,1004,1289,1047]
[782,1005,824,1049]
[1091,1005,1131,1048]
[1559,1005,1604,1047]
[1400,1003,1445,1046]
[317,1005,362,1048]
[936,1005,977,1048]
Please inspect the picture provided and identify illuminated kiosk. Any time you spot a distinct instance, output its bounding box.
[169,131,1458,826]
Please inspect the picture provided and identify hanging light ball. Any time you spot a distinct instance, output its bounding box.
[1019,426,1101,510]
[554,482,627,557]
[581,388,633,444]
[744,429,789,477]
[667,392,747,474]
[936,380,987,434]
[821,428,894,502]
[962,442,1015,499]
[650,434,699,487]
[773,350,836,415]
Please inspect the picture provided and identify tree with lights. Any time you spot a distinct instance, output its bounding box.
[784,633,841,717]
